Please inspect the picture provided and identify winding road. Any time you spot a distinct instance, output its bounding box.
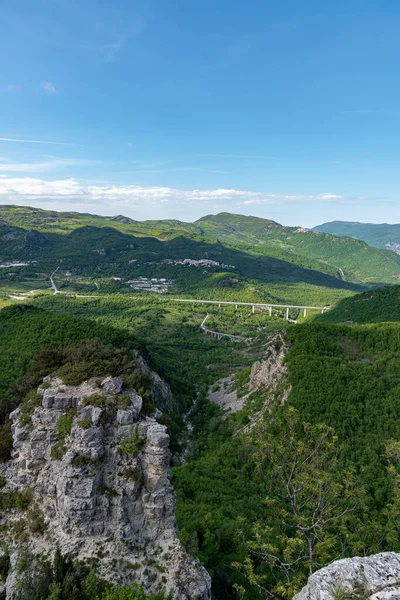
[50,267,60,294]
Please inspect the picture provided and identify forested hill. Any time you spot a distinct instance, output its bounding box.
[1,205,400,285]
[316,284,400,323]
[313,220,400,253]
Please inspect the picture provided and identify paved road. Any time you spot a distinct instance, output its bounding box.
[50,267,60,294]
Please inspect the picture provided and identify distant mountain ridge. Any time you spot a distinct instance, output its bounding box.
[1,205,400,288]
[312,220,400,253]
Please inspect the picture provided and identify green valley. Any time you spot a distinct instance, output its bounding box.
[1,207,400,599]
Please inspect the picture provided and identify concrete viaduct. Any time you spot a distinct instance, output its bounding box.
[174,298,330,320]
[200,314,251,343]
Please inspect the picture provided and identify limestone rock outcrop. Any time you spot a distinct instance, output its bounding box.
[248,332,289,396]
[294,553,400,600]
[0,374,211,599]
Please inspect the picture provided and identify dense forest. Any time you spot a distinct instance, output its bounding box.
[0,283,400,598]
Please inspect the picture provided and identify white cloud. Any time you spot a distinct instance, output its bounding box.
[0,158,96,173]
[42,81,59,95]
[0,176,83,198]
[0,176,350,209]
[316,193,344,200]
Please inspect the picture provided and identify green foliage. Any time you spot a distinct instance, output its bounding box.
[119,426,145,456]
[72,454,101,468]
[234,366,251,397]
[57,410,76,441]
[317,284,400,324]
[13,548,167,600]
[0,304,135,403]
[83,393,106,407]
[122,468,142,483]
[117,393,131,409]
[26,506,46,535]
[0,420,13,462]
[173,393,267,599]
[383,440,400,546]
[19,390,42,427]
[0,545,10,583]
[233,409,362,598]
[285,322,400,507]
[98,486,119,499]
[50,442,65,461]
[0,488,32,512]
[78,417,92,429]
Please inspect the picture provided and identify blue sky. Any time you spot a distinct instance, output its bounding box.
[1,0,400,225]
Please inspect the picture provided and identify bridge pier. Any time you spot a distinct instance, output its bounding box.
[269,306,272,317]
[252,305,255,314]
[304,308,307,317]
[286,307,289,320]
[235,304,238,311]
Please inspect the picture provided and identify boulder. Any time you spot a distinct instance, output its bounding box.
[101,376,123,395]
[294,553,400,600]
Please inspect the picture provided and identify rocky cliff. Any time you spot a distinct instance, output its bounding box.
[208,331,290,418]
[0,374,211,599]
[294,553,400,600]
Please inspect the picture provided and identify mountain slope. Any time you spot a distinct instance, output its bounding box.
[313,220,400,253]
[196,213,400,283]
[1,206,400,287]
[316,284,400,323]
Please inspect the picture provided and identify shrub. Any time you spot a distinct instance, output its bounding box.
[56,410,76,441]
[83,393,106,407]
[117,393,131,409]
[0,545,9,583]
[19,391,42,427]
[99,486,119,499]
[0,421,13,463]
[72,454,101,468]
[50,442,65,461]
[27,506,46,535]
[0,487,32,511]
[78,418,92,429]
[119,425,145,456]
[122,468,142,483]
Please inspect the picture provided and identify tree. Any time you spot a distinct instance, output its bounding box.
[234,408,361,599]
[384,440,400,547]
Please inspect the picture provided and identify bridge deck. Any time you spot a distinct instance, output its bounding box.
[175,299,329,311]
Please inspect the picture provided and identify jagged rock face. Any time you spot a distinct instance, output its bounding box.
[248,332,289,395]
[294,553,400,600]
[0,375,211,599]
[208,332,290,419]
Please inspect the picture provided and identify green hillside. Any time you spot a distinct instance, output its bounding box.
[196,213,400,283]
[313,220,400,253]
[316,284,400,323]
[1,206,400,287]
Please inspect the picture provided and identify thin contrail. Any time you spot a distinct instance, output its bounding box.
[0,137,73,146]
